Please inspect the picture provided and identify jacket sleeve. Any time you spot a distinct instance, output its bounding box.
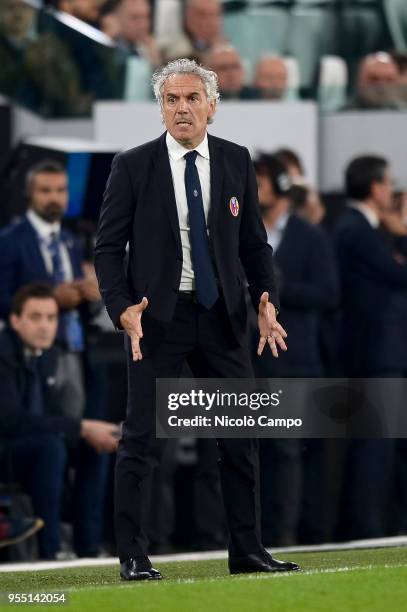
[280,228,340,310]
[238,148,280,312]
[348,227,407,287]
[0,356,81,446]
[395,235,407,258]
[94,153,136,329]
[0,231,18,321]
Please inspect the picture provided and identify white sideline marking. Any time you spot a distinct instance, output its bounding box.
[1,535,407,573]
[21,562,407,593]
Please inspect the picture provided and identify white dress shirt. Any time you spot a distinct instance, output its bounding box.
[26,209,74,281]
[266,212,290,252]
[166,131,211,291]
[349,201,380,229]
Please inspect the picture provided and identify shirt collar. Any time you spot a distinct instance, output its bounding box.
[24,346,43,359]
[275,211,290,232]
[166,131,210,162]
[27,209,61,242]
[349,201,380,229]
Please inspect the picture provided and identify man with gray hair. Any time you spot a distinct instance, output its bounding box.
[95,58,300,580]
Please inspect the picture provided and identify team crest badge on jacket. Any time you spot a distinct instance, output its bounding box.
[229,196,239,217]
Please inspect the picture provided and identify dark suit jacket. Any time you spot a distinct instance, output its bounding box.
[254,214,340,376]
[0,216,84,321]
[94,132,279,347]
[0,328,80,445]
[335,208,407,375]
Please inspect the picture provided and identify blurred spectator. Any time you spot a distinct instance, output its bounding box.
[204,44,256,100]
[253,153,339,546]
[336,155,407,376]
[160,0,225,62]
[392,51,407,105]
[115,0,161,66]
[274,149,325,226]
[334,155,407,539]
[392,190,407,227]
[253,55,288,101]
[0,283,119,558]
[291,184,326,226]
[57,0,101,27]
[0,512,43,548]
[50,0,126,105]
[0,0,91,116]
[274,148,305,182]
[0,0,36,97]
[0,159,101,420]
[99,0,121,39]
[0,0,35,42]
[345,52,405,110]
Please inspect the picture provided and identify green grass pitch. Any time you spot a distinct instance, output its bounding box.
[1,547,407,611]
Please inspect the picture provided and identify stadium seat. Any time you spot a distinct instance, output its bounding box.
[283,56,300,101]
[317,55,348,112]
[224,6,290,72]
[383,0,407,51]
[154,0,183,43]
[338,1,389,70]
[286,1,338,93]
[123,56,151,101]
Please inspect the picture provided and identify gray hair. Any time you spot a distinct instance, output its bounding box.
[151,58,220,107]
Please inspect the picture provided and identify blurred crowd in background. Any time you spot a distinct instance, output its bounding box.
[1,0,407,116]
[1,0,407,563]
[1,149,407,562]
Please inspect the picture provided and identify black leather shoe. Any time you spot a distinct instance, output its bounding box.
[229,552,300,574]
[120,557,162,581]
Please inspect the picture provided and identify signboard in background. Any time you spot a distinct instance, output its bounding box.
[320,111,407,192]
[94,101,318,187]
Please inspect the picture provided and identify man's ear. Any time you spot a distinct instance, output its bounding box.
[370,181,381,202]
[9,313,19,332]
[207,100,217,121]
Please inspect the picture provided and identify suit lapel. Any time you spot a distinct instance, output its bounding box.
[154,133,182,256]
[23,219,50,280]
[208,134,224,236]
[152,132,223,251]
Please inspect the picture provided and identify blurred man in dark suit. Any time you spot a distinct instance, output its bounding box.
[253,153,339,545]
[335,155,407,539]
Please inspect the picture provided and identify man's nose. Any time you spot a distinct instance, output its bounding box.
[177,98,188,112]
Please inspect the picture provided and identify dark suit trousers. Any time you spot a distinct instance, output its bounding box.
[115,293,263,561]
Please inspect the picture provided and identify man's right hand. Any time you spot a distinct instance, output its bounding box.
[54,282,83,309]
[119,298,149,361]
[380,212,407,236]
[80,419,120,453]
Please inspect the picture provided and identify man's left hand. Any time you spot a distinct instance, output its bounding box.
[257,291,287,358]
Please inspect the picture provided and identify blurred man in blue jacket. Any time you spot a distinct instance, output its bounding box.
[0,283,119,558]
[0,159,101,419]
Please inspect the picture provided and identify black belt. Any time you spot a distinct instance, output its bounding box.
[178,290,199,303]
